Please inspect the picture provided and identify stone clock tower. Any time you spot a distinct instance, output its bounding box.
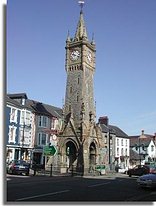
[59,6,103,175]
[64,9,96,129]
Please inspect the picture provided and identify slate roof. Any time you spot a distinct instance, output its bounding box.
[6,94,63,119]
[109,125,128,138]
[129,134,154,139]
[130,137,152,147]
[26,99,62,118]
[6,95,23,108]
[7,93,28,99]
[99,123,128,138]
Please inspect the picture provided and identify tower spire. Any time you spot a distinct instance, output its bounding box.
[78,0,85,13]
[75,1,88,41]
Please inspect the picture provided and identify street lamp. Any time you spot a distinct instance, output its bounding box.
[108,129,112,169]
[20,122,25,160]
[138,137,141,165]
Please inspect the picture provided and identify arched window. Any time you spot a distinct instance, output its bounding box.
[78,77,80,84]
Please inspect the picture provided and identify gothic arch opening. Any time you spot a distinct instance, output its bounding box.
[66,141,77,169]
[89,142,96,166]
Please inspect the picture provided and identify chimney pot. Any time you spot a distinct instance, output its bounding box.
[98,116,109,126]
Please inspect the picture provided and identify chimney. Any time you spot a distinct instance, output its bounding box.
[98,116,109,126]
[153,133,156,142]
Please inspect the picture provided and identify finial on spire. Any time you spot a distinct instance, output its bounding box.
[66,30,70,42]
[91,32,95,45]
[78,0,85,13]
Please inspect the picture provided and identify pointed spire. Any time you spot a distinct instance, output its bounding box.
[91,32,96,45]
[74,7,88,41]
[66,30,71,42]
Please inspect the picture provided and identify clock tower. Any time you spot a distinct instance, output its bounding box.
[64,9,96,128]
[59,4,103,175]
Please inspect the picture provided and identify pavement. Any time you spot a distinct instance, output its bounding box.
[28,170,128,179]
[83,172,128,179]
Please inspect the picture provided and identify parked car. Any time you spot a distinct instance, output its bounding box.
[7,160,30,176]
[115,165,127,174]
[146,164,156,174]
[137,173,156,188]
[127,165,149,177]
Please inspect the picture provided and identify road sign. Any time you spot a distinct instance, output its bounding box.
[43,145,57,156]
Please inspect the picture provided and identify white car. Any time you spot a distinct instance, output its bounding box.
[137,173,156,188]
[115,165,127,174]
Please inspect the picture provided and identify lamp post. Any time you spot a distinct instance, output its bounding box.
[138,136,141,165]
[20,122,25,160]
[108,129,112,170]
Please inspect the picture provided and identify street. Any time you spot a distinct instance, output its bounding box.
[6,173,156,203]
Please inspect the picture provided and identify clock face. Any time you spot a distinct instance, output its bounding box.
[87,51,92,63]
[52,135,57,141]
[70,50,80,61]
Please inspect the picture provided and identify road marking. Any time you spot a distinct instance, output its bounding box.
[7,174,30,178]
[88,182,111,188]
[16,190,70,201]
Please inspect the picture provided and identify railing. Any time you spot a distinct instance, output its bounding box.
[29,164,105,177]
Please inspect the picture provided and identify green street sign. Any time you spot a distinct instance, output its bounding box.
[44,145,57,156]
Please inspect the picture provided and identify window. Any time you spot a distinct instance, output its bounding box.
[125,148,127,156]
[39,116,42,126]
[151,145,154,152]
[121,148,124,156]
[21,110,31,126]
[21,111,25,124]
[25,111,31,125]
[38,116,48,127]
[10,108,17,123]
[21,98,25,105]
[43,116,47,127]
[41,133,46,145]
[19,128,30,146]
[117,138,119,146]
[38,133,41,145]
[37,133,47,146]
[51,119,55,129]
[78,77,80,84]
[117,148,119,156]
[8,126,16,143]
[125,140,127,146]
[121,139,123,146]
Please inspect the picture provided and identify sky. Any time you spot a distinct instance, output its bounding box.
[7,0,156,136]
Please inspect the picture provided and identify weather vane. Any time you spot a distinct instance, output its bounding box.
[78,0,85,12]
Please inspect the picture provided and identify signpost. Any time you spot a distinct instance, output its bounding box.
[44,145,57,156]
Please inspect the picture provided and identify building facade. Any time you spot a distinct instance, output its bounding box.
[98,116,130,172]
[129,130,156,167]
[6,94,34,163]
[6,93,63,166]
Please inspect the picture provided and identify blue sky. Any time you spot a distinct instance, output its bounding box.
[7,0,156,136]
